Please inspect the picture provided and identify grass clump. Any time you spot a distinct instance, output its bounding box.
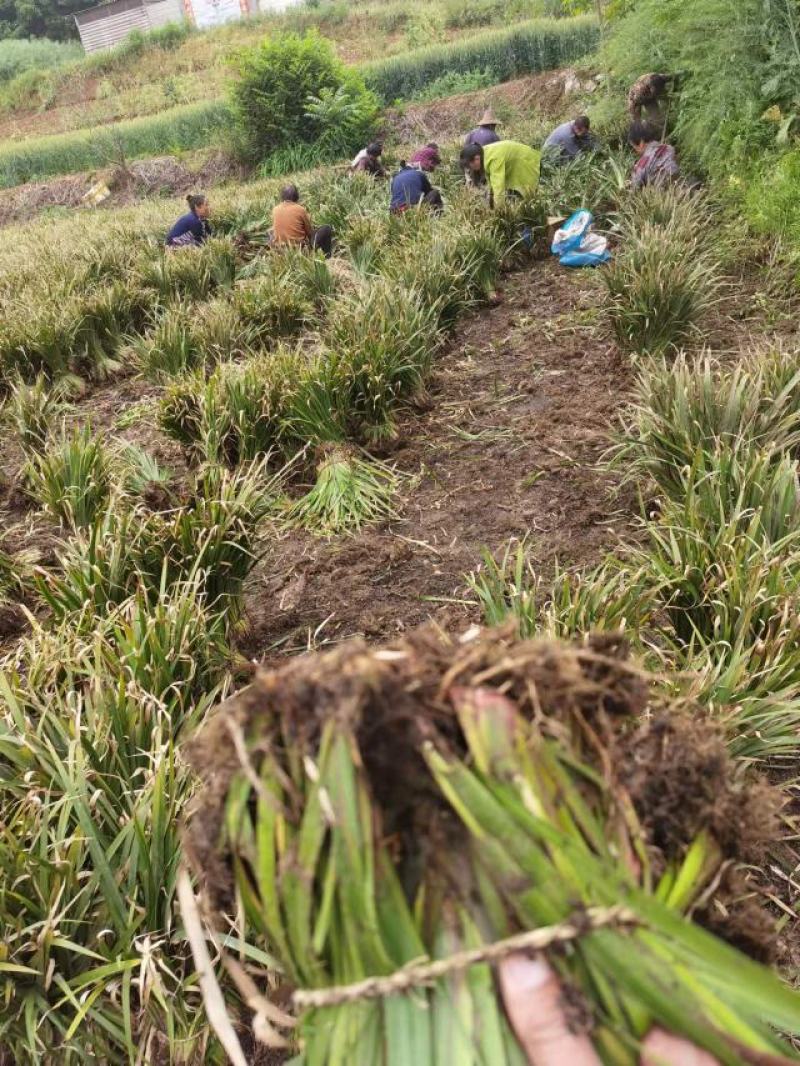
[617,351,800,498]
[159,352,302,466]
[325,280,441,442]
[604,218,721,357]
[36,461,274,626]
[288,445,400,535]
[26,424,112,528]
[0,578,228,1064]
[2,373,72,453]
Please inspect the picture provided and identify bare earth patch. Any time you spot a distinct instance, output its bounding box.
[239,260,634,662]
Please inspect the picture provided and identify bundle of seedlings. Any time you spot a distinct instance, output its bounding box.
[183,628,800,1066]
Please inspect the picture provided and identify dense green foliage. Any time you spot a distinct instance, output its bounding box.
[0,37,79,80]
[230,30,379,164]
[363,14,599,101]
[601,0,800,258]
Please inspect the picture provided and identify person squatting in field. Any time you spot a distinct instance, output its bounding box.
[351,141,387,178]
[628,121,680,190]
[542,115,599,165]
[627,72,677,135]
[389,143,444,214]
[270,184,333,257]
[460,140,541,206]
[165,194,212,247]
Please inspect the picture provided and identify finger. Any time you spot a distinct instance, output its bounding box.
[498,954,601,1066]
[642,1028,721,1066]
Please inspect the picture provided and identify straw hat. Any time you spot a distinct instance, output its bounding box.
[479,107,499,126]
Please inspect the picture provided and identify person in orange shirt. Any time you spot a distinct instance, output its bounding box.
[270,185,333,257]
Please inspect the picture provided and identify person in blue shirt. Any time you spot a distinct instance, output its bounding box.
[542,116,598,165]
[389,145,443,214]
[166,194,213,247]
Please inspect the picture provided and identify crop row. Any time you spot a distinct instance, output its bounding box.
[0,153,545,1061]
[472,181,800,762]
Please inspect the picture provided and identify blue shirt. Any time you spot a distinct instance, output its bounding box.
[543,121,596,162]
[390,166,432,211]
[166,210,211,246]
[463,126,501,147]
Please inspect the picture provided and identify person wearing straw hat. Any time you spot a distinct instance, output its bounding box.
[463,107,502,148]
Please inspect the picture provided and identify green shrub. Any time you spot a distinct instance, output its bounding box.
[230,30,378,163]
[362,15,599,102]
[744,149,800,246]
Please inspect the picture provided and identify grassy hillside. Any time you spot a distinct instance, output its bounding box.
[0,15,599,188]
[0,0,584,142]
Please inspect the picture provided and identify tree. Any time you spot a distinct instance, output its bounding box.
[0,0,86,41]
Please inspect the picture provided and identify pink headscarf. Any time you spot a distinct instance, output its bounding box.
[409,144,441,170]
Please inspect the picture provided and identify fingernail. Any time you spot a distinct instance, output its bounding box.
[500,954,554,993]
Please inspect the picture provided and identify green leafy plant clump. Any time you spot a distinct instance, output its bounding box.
[230,30,379,165]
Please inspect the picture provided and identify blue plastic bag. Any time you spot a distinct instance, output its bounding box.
[551,209,611,268]
[551,209,593,256]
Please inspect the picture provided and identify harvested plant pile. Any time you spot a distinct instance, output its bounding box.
[184,628,799,1065]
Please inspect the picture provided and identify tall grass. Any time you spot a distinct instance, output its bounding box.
[0,100,228,188]
[0,38,81,83]
[604,217,721,356]
[26,424,113,528]
[362,15,600,101]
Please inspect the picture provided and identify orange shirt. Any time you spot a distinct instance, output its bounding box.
[272,201,313,245]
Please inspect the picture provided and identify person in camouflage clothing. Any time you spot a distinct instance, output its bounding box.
[627,72,675,131]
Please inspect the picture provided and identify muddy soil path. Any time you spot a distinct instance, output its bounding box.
[241,260,635,662]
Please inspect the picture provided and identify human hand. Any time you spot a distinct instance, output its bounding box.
[498,954,720,1066]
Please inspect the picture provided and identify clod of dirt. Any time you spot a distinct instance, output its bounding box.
[0,602,27,639]
[185,625,779,964]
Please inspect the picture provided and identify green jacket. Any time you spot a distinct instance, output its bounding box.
[483,141,541,201]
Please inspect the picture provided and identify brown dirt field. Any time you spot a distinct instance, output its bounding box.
[237,260,634,663]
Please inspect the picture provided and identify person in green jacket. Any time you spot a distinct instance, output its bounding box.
[460,140,541,205]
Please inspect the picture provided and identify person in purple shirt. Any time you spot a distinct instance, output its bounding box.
[166,194,212,247]
[463,107,502,148]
